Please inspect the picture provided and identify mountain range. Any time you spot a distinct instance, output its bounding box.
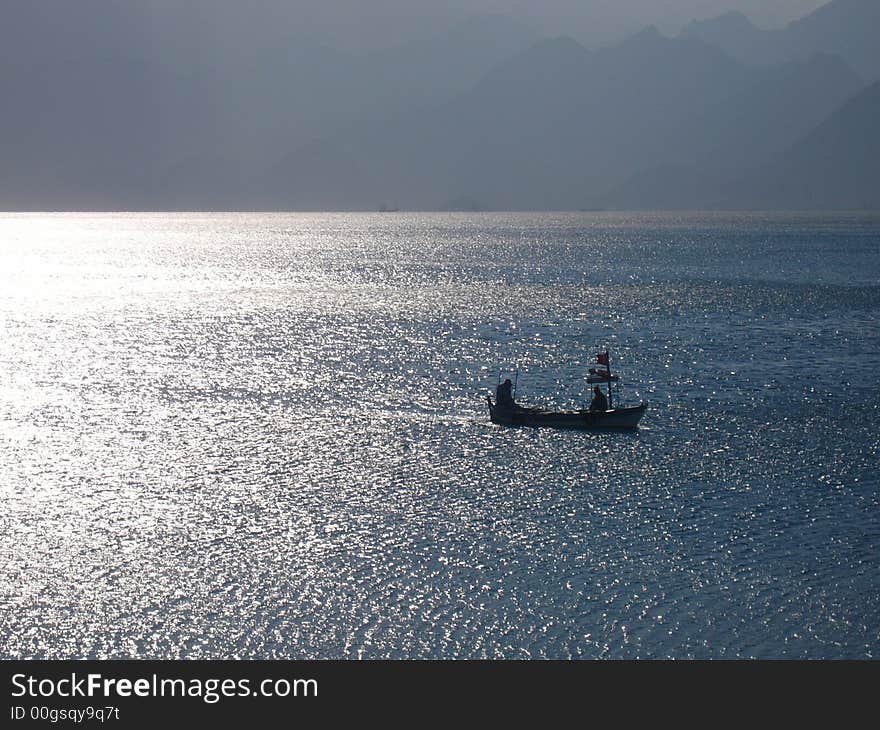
[597,81,880,210]
[682,0,880,82]
[264,27,865,211]
[1,0,877,211]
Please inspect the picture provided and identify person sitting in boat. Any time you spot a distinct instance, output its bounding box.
[589,385,608,412]
[496,378,514,410]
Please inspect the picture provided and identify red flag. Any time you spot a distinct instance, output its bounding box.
[596,352,609,366]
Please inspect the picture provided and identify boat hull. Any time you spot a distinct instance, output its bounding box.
[487,397,646,430]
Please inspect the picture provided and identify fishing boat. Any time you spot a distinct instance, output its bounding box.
[486,351,647,430]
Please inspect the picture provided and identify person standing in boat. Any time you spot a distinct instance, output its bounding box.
[589,385,608,412]
[496,378,514,410]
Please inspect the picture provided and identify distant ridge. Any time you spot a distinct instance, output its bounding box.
[732,80,880,209]
[602,81,880,210]
[0,2,876,211]
[264,24,863,211]
[683,0,880,81]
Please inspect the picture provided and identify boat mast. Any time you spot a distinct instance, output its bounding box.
[605,350,613,409]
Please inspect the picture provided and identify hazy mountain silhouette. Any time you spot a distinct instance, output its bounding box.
[731,81,880,209]
[603,81,880,210]
[1,1,876,211]
[683,0,880,82]
[681,12,781,66]
[264,26,862,210]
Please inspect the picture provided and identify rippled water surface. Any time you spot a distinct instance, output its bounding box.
[1,211,878,658]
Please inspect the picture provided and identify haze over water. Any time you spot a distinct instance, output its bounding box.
[1,211,878,659]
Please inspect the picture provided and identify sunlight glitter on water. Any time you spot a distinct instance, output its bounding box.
[1,212,878,658]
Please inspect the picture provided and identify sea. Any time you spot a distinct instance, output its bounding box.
[1,211,878,659]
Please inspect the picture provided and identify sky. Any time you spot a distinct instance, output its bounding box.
[139,0,830,51]
[288,0,827,49]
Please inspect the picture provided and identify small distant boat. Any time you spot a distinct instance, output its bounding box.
[486,350,647,431]
[486,400,647,429]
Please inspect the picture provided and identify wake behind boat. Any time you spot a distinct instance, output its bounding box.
[486,350,647,430]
